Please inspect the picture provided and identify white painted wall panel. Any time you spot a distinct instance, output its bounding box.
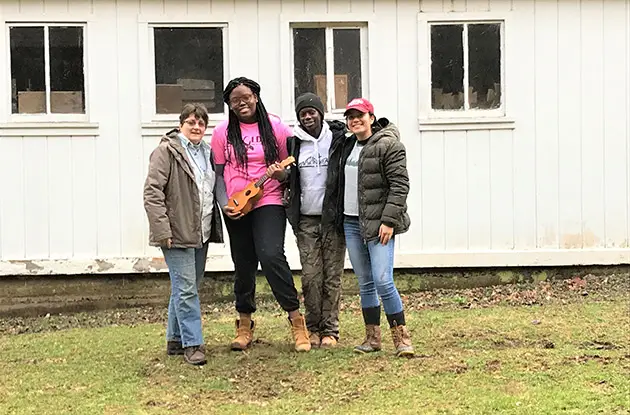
[580,0,606,248]
[47,137,74,258]
[489,129,514,249]
[0,0,628,274]
[444,131,468,249]
[467,130,492,250]
[534,0,559,249]
[23,138,50,259]
[602,0,629,248]
[0,138,26,260]
[71,138,98,258]
[510,0,538,250]
[395,0,421,253]
[118,1,146,258]
[420,131,446,250]
[91,0,123,257]
[557,0,583,249]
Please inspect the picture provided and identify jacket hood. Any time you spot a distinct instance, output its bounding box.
[370,118,400,143]
[344,118,400,144]
[161,128,180,145]
[326,119,347,135]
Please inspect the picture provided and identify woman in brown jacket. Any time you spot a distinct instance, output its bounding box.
[143,103,223,366]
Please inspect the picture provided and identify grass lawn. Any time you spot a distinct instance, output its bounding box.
[0,276,628,414]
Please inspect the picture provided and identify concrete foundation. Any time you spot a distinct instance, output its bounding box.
[0,266,627,317]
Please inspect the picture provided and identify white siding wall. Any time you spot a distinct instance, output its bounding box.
[0,0,628,275]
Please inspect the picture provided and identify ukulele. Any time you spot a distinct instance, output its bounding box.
[227,156,296,216]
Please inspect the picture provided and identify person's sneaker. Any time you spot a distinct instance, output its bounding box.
[309,332,321,348]
[183,345,207,366]
[320,335,338,349]
[166,340,184,356]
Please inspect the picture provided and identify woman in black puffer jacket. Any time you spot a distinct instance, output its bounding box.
[331,97,414,358]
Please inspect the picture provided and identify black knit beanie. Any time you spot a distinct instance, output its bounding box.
[295,92,325,119]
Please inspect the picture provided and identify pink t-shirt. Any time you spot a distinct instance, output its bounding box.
[211,114,291,209]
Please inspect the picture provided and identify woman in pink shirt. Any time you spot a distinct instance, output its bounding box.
[212,77,310,353]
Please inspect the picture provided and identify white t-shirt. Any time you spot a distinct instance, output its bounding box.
[344,141,363,216]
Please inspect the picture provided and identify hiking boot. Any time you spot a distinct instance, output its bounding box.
[166,340,184,356]
[390,324,414,358]
[289,314,311,352]
[309,332,321,348]
[354,325,382,354]
[320,335,338,349]
[231,317,255,351]
[183,345,207,366]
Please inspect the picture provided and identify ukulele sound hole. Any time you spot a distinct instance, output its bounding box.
[245,190,251,196]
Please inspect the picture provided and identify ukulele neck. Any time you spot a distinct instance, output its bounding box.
[254,174,269,188]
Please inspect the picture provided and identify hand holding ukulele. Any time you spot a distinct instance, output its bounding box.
[224,156,296,219]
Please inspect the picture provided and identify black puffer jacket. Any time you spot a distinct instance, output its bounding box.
[284,120,347,229]
[330,118,411,241]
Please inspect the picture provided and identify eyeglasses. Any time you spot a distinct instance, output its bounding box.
[229,94,255,108]
[183,119,206,128]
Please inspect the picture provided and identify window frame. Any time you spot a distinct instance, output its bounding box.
[137,15,233,132]
[5,22,89,123]
[417,12,515,130]
[279,14,373,123]
[147,23,228,122]
[289,22,368,118]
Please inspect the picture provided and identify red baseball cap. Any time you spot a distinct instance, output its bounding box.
[343,98,374,116]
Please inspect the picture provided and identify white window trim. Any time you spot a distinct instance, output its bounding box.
[417,12,515,131]
[280,14,373,123]
[5,22,90,123]
[138,17,232,129]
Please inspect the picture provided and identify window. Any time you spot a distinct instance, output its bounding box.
[430,22,502,113]
[152,26,225,115]
[292,25,366,114]
[9,24,86,115]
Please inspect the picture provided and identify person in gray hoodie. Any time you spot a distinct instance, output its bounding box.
[285,93,347,348]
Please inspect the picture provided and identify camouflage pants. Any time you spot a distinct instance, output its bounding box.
[296,215,346,339]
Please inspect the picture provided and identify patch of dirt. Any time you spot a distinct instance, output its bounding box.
[485,359,502,372]
[580,341,622,351]
[564,355,614,365]
[0,273,627,336]
[403,273,629,312]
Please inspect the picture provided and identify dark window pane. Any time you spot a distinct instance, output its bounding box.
[10,26,45,114]
[154,27,224,114]
[293,28,327,111]
[468,23,501,109]
[333,29,362,110]
[430,24,464,110]
[50,26,85,113]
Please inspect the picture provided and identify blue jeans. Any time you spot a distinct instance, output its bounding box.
[162,242,209,348]
[343,216,403,315]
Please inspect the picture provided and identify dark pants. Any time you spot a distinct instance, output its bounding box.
[295,215,345,339]
[224,204,300,314]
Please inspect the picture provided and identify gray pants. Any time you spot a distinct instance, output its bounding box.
[296,215,346,339]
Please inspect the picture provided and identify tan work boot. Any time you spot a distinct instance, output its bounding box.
[289,314,311,352]
[231,317,255,351]
[390,324,414,357]
[353,325,382,354]
[320,335,338,349]
[309,332,321,348]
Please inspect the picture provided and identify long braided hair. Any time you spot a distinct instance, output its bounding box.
[222,77,279,169]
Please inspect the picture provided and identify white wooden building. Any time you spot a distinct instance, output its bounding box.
[0,0,628,276]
